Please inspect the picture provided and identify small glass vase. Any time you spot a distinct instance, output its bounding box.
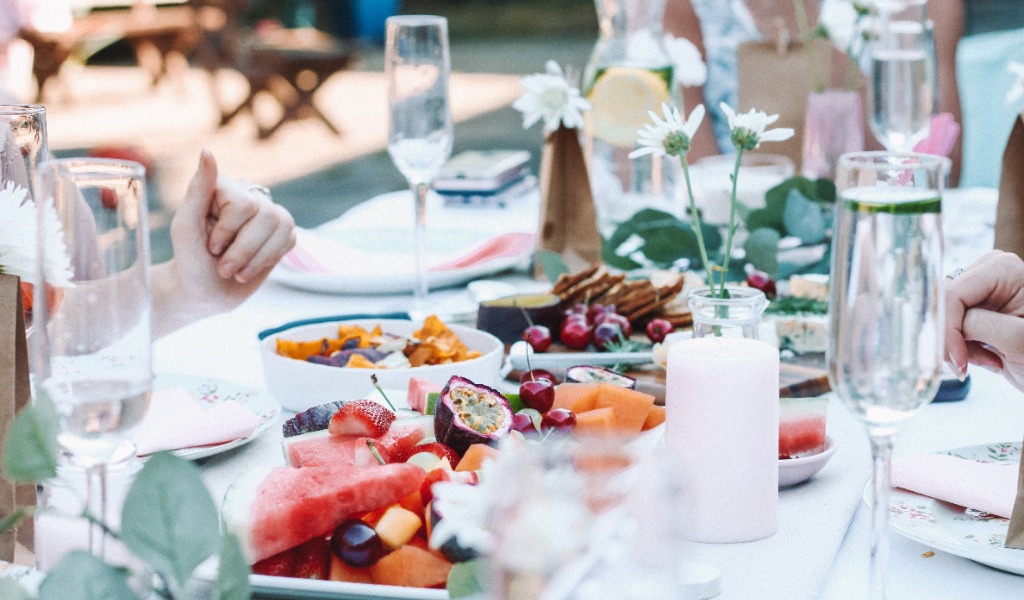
[800,89,864,180]
[687,286,768,339]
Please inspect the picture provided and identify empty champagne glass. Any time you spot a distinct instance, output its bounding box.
[33,158,152,558]
[828,151,946,598]
[385,15,454,319]
[868,1,936,151]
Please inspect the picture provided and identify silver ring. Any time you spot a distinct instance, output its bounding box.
[249,184,272,199]
[946,267,966,281]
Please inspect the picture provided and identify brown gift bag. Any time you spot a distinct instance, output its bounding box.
[0,273,32,562]
[535,125,602,276]
[994,114,1024,261]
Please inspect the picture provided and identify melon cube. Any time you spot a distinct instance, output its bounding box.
[375,505,423,549]
[370,544,453,588]
[779,396,828,459]
[642,405,666,430]
[573,407,617,436]
[329,554,373,583]
[593,383,655,434]
[552,383,600,414]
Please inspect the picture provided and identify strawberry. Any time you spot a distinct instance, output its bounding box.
[328,400,396,437]
[401,442,461,469]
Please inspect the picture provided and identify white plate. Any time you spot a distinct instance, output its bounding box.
[779,436,837,487]
[250,575,448,599]
[153,373,280,461]
[871,442,1024,576]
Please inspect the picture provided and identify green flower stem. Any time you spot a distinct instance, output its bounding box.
[720,148,745,293]
[680,157,717,297]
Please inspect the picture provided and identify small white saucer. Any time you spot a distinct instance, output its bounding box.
[779,436,837,487]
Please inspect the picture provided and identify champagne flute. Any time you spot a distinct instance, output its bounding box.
[385,15,454,319]
[828,151,947,598]
[33,158,152,558]
[868,1,936,151]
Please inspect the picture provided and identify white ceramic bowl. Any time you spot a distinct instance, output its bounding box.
[778,436,837,487]
[261,319,504,412]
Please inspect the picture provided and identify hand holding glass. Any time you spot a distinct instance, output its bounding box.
[828,151,946,598]
[385,15,454,318]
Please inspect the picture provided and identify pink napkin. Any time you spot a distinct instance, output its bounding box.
[891,453,1020,518]
[281,229,536,275]
[132,387,261,456]
[913,113,961,158]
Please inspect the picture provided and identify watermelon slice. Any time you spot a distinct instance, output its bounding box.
[377,417,432,459]
[283,430,386,468]
[223,462,426,563]
[779,397,828,459]
[408,377,443,415]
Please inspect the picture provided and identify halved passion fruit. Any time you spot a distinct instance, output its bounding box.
[564,365,636,389]
[433,376,513,455]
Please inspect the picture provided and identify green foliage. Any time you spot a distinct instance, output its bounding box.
[536,250,569,284]
[744,228,782,276]
[766,295,830,315]
[3,393,59,484]
[602,209,722,270]
[447,559,488,599]
[213,534,252,600]
[746,176,835,240]
[0,578,32,600]
[38,552,136,600]
[121,452,221,592]
[0,506,32,535]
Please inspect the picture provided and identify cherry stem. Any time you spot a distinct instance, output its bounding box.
[524,331,536,382]
[371,374,397,412]
[366,440,387,466]
[514,298,535,328]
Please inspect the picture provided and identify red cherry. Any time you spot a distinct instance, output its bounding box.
[645,318,675,343]
[519,369,557,385]
[541,408,576,433]
[560,316,593,350]
[595,311,633,337]
[512,412,540,435]
[523,325,552,352]
[585,303,612,325]
[746,270,777,299]
[519,379,555,413]
[592,322,623,351]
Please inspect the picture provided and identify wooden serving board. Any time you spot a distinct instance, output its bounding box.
[507,344,831,404]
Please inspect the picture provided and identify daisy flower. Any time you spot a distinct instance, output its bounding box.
[720,103,795,151]
[512,60,592,132]
[662,34,707,88]
[0,182,73,286]
[1007,60,1024,105]
[628,103,706,159]
[818,0,860,55]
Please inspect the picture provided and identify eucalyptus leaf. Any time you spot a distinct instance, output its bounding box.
[743,228,782,276]
[0,577,32,600]
[600,243,643,271]
[536,250,569,284]
[121,453,220,591]
[447,559,488,599]
[3,392,59,483]
[782,189,828,244]
[213,533,251,600]
[38,551,136,600]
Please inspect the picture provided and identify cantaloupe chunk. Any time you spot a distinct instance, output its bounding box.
[329,555,373,584]
[397,489,424,514]
[375,505,423,549]
[593,383,655,434]
[573,407,617,435]
[552,383,600,414]
[369,544,453,588]
[642,405,666,430]
[455,443,500,472]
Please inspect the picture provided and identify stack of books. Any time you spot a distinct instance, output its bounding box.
[434,150,536,207]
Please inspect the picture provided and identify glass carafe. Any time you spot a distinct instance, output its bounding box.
[583,0,678,234]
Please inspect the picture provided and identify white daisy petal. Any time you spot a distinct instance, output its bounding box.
[514,62,590,132]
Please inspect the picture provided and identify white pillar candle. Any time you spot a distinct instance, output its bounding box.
[665,336,779,543]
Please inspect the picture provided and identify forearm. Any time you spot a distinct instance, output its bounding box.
[150,260,223,340]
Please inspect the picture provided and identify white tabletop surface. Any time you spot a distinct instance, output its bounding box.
[148,187,1023,599]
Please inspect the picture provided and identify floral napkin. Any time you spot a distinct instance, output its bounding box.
[891,453,1019,519]
[132,387,260,456]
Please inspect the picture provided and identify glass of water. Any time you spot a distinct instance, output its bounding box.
[33,158,152,558]
[868,1,936,151]
[828,151,947,598]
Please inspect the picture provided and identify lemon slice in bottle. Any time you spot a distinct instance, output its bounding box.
[587,66,672,148]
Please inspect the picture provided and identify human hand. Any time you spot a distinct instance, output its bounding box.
[944,250,1024,390]
[153,151,295,337]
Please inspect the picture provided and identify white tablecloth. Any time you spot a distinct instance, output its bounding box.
[150,187,1023,599]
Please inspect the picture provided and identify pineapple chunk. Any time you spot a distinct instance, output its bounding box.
[374,505,423,549]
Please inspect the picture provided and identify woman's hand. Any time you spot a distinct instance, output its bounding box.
[945,250,1024,390]
[152,150,295,338]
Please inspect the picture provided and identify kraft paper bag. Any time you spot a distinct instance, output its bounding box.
[1006,440,1024,548]
[737,39,868,171]
[0,274,32,561]
[994,114,1024,261]
[535,125,602,276]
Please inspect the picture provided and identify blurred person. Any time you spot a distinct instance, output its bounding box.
[664,0,964,183]
[0,0,73,99]
[945,250,1024,391]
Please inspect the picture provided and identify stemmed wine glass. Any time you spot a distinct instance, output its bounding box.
[868,0,937,151]
[828,151,947,599]
[32,158,152,558]
[384,15,454,319]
